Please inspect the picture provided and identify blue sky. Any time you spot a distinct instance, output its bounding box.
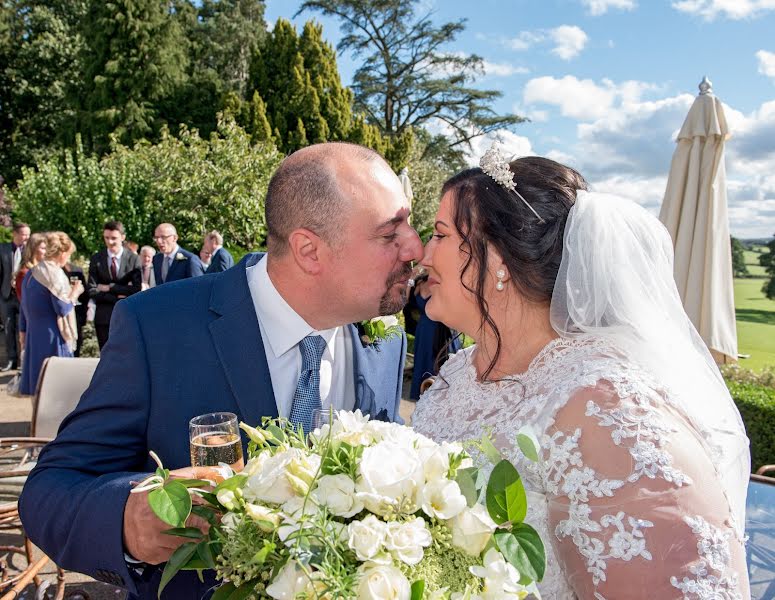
[265,0,775,238]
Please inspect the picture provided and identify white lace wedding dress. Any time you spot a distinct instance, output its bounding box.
[411,338,749,600]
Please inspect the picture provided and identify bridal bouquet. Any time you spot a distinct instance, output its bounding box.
[140,411,545,599]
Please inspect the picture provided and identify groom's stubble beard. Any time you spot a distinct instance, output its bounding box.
[378,262,413,315]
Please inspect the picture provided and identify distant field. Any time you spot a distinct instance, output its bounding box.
[743,249,767,277]
[734,277,775,371]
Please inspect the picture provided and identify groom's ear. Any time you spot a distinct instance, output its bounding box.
[288,228,324,275]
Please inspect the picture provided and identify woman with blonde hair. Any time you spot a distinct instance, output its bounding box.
[14,233,47,302]
[19,232,84,395]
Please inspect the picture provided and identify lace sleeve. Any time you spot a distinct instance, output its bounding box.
[541,379,749,600]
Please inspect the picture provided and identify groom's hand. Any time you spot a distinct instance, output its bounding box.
[123,466,219,565]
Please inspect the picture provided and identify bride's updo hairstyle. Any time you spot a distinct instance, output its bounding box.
[441,156,587,378]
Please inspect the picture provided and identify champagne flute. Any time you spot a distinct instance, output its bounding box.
[311,407,334,431]
[69,276,82,306]
[189,412,244,471]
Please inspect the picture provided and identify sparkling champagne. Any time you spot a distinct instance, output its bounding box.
[189,432,244,470]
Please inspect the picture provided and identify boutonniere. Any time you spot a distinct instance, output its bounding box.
[359,315,402,347]
[175,252,186,261]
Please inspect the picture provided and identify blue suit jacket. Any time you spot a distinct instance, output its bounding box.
[206,247,235,274]
[152,246,204,284]
[19,253,407,599]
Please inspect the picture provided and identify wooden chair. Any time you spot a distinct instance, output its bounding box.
[0,357,99,599]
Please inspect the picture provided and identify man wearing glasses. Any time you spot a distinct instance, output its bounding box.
[151,223,205,284]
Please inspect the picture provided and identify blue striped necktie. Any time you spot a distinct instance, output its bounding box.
[289,335,326,432]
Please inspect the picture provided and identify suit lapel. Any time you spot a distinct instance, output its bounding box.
[349,324,389,420]
[208,255,277,426]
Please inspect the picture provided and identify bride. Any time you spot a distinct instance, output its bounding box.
[410,145,751,600]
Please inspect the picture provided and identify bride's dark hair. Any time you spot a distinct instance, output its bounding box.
[442,156,587,379]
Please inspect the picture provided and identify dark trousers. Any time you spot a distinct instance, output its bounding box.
[0,296,19,363]
[96,323,110,350]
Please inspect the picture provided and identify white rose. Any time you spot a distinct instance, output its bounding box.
[420,478,467,520]
[449,504,497,556]
[417,445,451,482]
[330,410,375,446]
[266,560,309,600]
[314,474,364,518]
[348,515,387,562]
[357,564,411,600]
[243,449,297,504]
[384,517,432,565]
[356,442,424,515]
[244,503,281,532]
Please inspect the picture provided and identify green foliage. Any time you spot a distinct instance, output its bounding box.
[721,364,775,389]
[727,381,775,472]
[759,235,775,300]
[79,0,189,154]
[300,0,526,163]
[731,236,749,278]
[9,118,282,255]
[0,226,11,243]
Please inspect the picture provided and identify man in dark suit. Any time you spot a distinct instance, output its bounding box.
[88,221,142,349]
[152,223,204,284]
[20,142,423,599]
[0,222,30,370]
[203,230,234,274]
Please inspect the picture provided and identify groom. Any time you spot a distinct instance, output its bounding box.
[19,142,423,599]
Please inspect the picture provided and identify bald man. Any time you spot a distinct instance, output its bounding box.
[151,223,205,284]
[20,142,423,599]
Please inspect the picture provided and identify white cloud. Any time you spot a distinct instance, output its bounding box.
[506,31,545,51]
[757,50,775,79]
[581,0,637,16]
[482,61,529,77]
[468,130,535,164]
[549,26,589,60]
[672,0,775,20]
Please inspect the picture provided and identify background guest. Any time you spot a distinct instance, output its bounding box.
[0,222,31,371]
[406,273,461,400]
[14,233,47,303]
[124,240,139,253]
[199,247,212,270]
[152,223,204,284]
[19,232,83,395]
[62,260,89,357]
[138,246,156,290]
[88,221,141,349]
[203,230,234,274]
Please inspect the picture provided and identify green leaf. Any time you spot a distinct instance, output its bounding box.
[227,582,260,600]
[161,527,204,539]
[251,540,275,564]
[213,475,247,494]
[455,467,479,507]
[485,460,526,525]
[174,478,212,489]
[516,433,540,463]
[148,480,192,528]
[197,540,217,570]
[266,424,286,444]
[480,434,502,465]
[210,583,236,600]
[411,579,425,600]
[494,524,546,583]
[198,492,221,508]
[158,542,198,597]
[191,504,218,525]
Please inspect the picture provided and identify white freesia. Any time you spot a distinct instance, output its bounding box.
[449,504,497,556]
[216,488,238,511]
[420,478,467,520]
[357,564,411,600]
[286,453,321,496]
[356,441,424,515]
[384,517,433,565]
[314,474,364,518]
[243,449,298,504]
[417,445,450,482]
[241,453,268,477]
[244,503,280,532]
[470,548,528,599]
[348,514,387,562]
[266,560,309,600]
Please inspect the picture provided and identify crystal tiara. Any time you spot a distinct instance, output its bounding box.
[479,143,545,224]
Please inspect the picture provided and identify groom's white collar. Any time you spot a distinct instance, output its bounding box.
[247,254,338,360]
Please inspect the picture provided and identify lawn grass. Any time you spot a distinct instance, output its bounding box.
[735,277,775,371]
[743,249,767,277]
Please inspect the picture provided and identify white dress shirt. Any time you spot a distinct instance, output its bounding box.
[246,255,355,418]
[108,247,124,275]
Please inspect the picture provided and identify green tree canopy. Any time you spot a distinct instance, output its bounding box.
[299,0,525,161]
[731,236,749,278]
[760,236,775,300]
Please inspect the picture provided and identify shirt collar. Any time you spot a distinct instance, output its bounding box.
[108,247,124,260]
[165,245,180,260]
[251,255,338,360]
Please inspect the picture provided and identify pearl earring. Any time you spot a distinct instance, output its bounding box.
[496,269,505,291]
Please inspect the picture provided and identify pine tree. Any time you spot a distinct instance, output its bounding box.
[80,0,189,153]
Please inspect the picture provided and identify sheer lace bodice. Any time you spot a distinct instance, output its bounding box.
[411,338,749,600]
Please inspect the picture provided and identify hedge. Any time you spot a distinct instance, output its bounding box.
[727,381,775,472]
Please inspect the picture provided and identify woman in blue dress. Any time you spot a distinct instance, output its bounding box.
[19,232,84,395]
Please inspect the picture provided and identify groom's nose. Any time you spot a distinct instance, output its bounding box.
[399,227,424,263]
